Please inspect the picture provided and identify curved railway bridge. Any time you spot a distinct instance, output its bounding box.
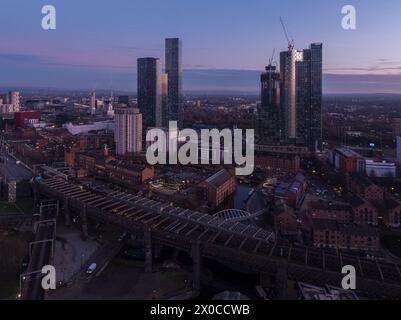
[215,209,266,222]
[37,177,401,299]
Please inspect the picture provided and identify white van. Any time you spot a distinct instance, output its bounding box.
[86,263,97,274]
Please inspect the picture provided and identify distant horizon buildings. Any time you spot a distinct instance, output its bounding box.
[14,110,40,128]
[114,107,142,156]
[118,95,130,107]
[0,91,21,114]
[9,91,21,109]
[90,91,96,115]
[107,101,114,117]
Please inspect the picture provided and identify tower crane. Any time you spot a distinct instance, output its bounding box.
[268,48,276,66]
[280,17,294,50]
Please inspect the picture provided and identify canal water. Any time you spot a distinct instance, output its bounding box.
[198,182,264,299]
[234,183,253,210]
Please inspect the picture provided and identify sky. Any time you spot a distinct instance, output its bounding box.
[1,0,401,94]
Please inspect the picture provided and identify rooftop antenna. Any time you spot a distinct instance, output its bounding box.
[280,17,294,50]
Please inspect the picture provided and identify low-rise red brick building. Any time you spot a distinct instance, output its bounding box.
[14,111,41,128]
[64,147,78,167]
[275,173,307,209]
[329,147,364,175]
[348,173,384,205]
[309,201,352,223]
[198,169,236,209]
[349,195,379,226]
[255,152,300,172]
[273,201,299,236]
[106,160,154,186]
[254,145,304,172]
[383,198,401,228]
[78,151,113,176]
[312,219,380,252]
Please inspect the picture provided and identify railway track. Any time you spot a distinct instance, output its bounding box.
[21,201,58,300]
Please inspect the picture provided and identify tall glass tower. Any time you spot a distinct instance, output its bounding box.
[279,43,322,151]
[280,49,303,140]
[165,38,183,128]
[137,57,162,129]
[309,43,323,151]
[258,64,281,144]
[296,43,323,151]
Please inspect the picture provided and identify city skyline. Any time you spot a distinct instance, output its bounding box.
[1,0,401,93]
[4,0,401,305]
[257,43,322,151]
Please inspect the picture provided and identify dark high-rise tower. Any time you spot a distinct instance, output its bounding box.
[258,64,281,143]
[165,38,183,128]
[137,57,162,129]
[296,43,323,151]
[309,43,323,151]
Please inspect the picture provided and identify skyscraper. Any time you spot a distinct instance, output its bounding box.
[309,43,323,151]
[161,73,169,127]
[90,91,96,115]
[280,43,322,151]
[165,38,183,128]
[258,64,281,143]
[137,58,162,129]
[280,48,303,140]
[114,107,142,156]
[296,43,323,151]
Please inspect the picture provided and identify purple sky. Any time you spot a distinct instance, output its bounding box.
[1,0,401,93]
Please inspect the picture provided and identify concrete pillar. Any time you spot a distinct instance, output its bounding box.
[63,197,71,227]
[275,262,288,300]
[144,228,152,273]
[172,248,180,260]
[191,242,201,292]
[153,244,162,260]
[259,272,272,287]
[80,205,88,240]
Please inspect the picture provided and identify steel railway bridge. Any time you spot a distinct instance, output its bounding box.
[215,209,266,222]
[21,200,58,300]
[36,176,401,299]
